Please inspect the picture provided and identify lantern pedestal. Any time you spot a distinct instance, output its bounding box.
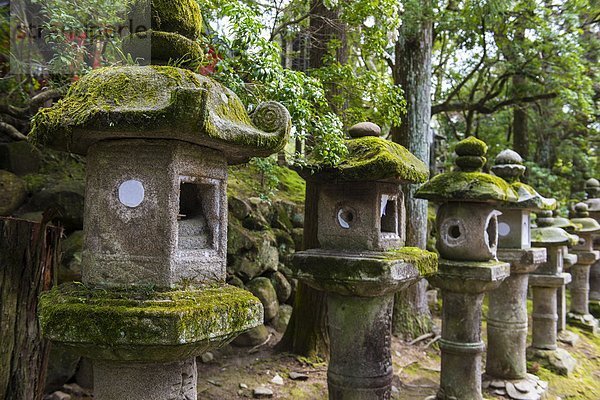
[429,260,509,400]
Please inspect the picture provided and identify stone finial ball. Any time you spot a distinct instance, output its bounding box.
[495,149,523,165]
[453,137,488,171]
[574,202,590,217]
[454,136,488,157]
[348,122,382,138]
[535,210,554,227]
[491,149,526,181]
[585,178,600,196]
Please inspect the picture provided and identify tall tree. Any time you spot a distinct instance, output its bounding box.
[279,0,348,358]
[389,0,435,340]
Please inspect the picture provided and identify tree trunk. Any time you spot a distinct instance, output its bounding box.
[512,74,529,159]
[308,0,348,113]
[0,217,62,400]
[277,0,349,358]
[390,0,435,340]
[277,182,329,359]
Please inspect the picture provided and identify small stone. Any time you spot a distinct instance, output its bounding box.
[271,374,284,385]
[0,170,27,216]
[494,389,507,396]
[348,122,382,138]
[269,271,292,303]
[514,380,535,393]
[538,381,548,390]
[270,304,293,333]
[526,373,539,381]
[240,383,249,389]
[50,392,71,400]
[558,330,579,346]
[232,324,269,347]
[506,381,540,400]
[288,372,309,381]
[490,379,506,389]
[200,352,214,363]
[253,386,273,398]
[246,277,279,321]
[391,385,399,393]
[62,383,86,396]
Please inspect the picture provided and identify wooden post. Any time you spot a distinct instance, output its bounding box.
[0,217,62,400]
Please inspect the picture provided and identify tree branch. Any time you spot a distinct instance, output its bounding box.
[432,92,558,115]
[0,122,28,141]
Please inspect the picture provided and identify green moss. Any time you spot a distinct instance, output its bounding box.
[228,164,306,204]
[30,66,194,149]
[293,247,437,283]
[531,226,578,245]
[130,0,203,39]
[123,30,204,67]
[39,283,262,349]
[454,136,488,156]
[570,217,600,233]
[387,247,438,277]
[416,171,518,203]
[302,136,429,184]
[455,155,486,170]
[510,182,557,210]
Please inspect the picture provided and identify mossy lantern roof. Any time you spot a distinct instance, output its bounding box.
[491,149,556,211]
[570,203,600,234]
[532,211,579,246]
[416,137,517,204]
[29,66,290,164]
[299,136,429,184]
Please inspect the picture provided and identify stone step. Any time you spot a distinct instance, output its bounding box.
[178,216,208,237]
[178,235,211,250]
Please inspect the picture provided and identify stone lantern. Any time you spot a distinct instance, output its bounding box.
[567,202,600,334]
[549,210,580,341]
[32,2,291,399]
[527,211,578,375]
[583,178,600,317]
[292,127,438,399]
[483,149,553,399]
[416,137,514,400]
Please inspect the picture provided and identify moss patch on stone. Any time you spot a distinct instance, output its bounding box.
[301,136,429,184]
[123,30,204,67]
[511,182,557,211]
[30,66,201,149]
[416,171,517,203]
[129,0,203,39]
[292,247,437,296]
[454,136,488,156]
[29,66,289,162]
[570,217,600,233]
[531,226,578,246]
[39,283,263,350]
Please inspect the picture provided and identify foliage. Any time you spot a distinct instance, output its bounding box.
[429,0,599,205]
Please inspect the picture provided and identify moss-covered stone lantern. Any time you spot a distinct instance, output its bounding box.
[527,211,579,375]
[567,202,600,334]
[31,2,291,399]
[416,137,514,400]
[292,128,437,400]
[482,149,553,399]
[583,178,600,318]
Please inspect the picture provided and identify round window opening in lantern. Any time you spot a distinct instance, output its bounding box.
[440,218,467,247]
[337,206,357,229]
[484,210,501,257]
[118,179,145,208]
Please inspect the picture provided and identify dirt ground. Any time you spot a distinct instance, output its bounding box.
[51,301,600,400]
[196,312,600,400]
